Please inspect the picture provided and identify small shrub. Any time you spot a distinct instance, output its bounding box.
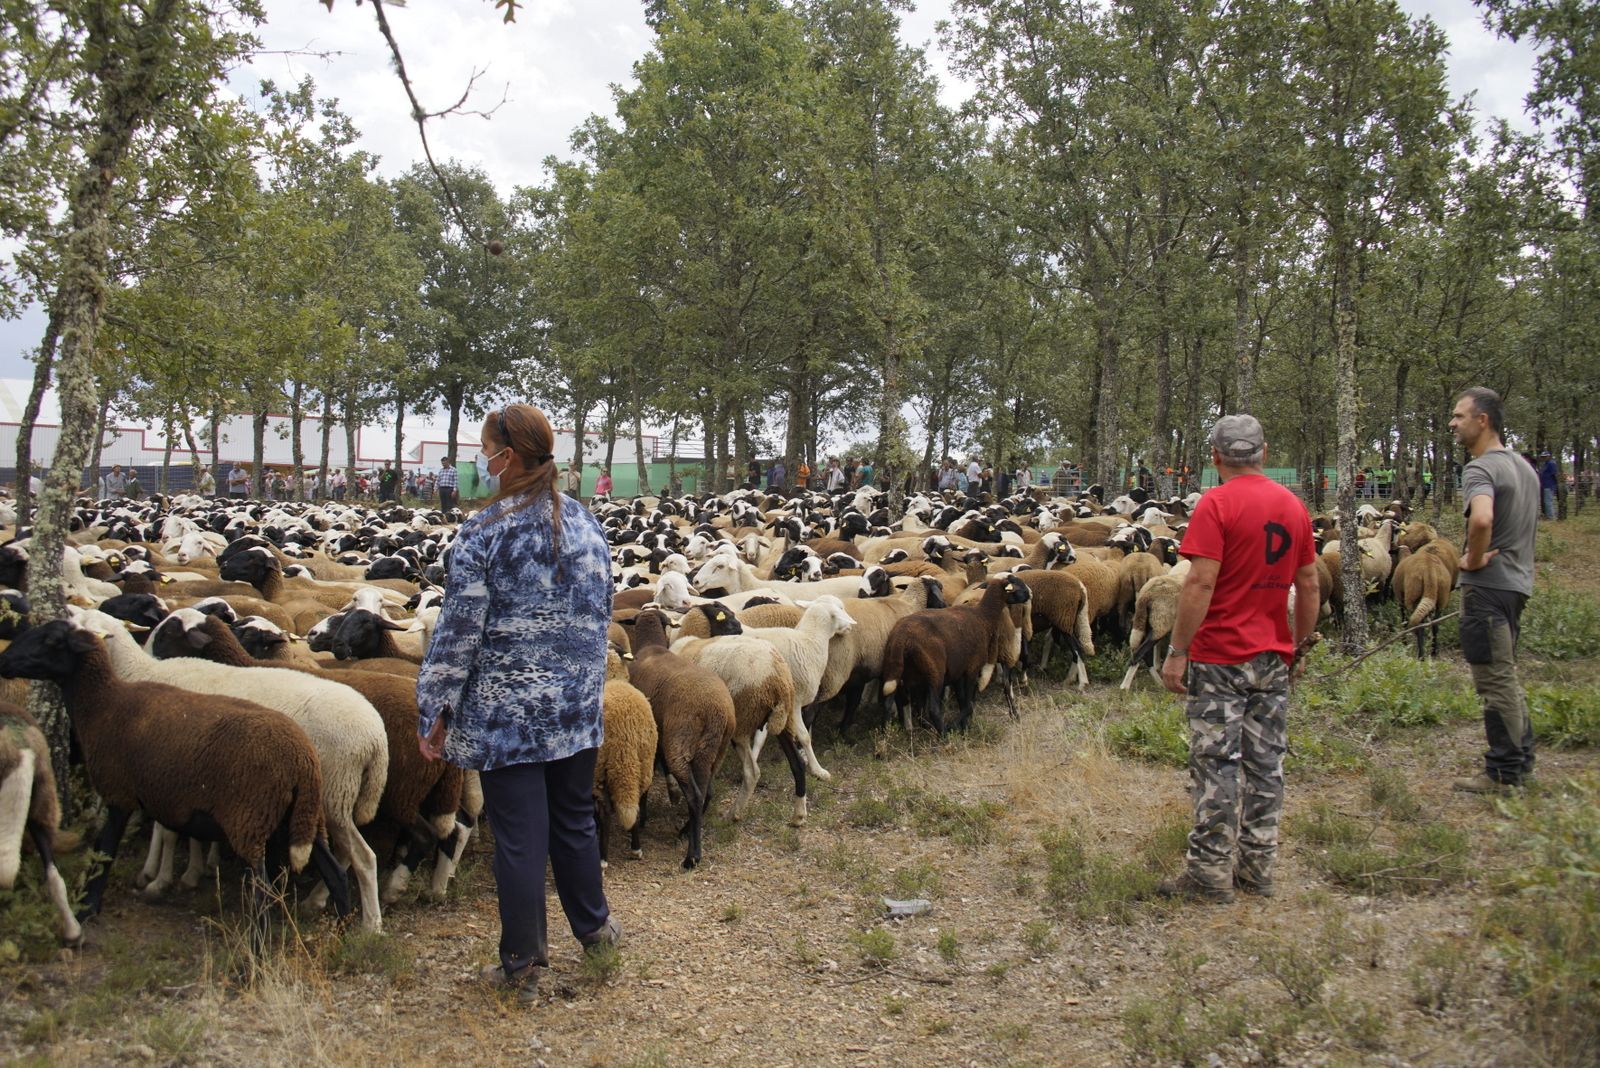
[844,792,898,829]
[849,928,896,968]
[1105,697,1188,767]
[1084,644,1131,685]
[924,1016,955,1035]
[1316,820,1468,895]
[890,861,940,899]
[1285,720,1369,774]
[1485,776,1600,1065]
[1521,585,1600,660]
[1021,919,1056,955]
[1041,826,1160,924]
[936,930,961,963]
[1530,685,1600,749]
[1295,803,1366,847]
[323,927,413,981]
[1122,943,1250,1066]
[1328,992,1388,1050]
[792,935,820,967]
[906,791,1004,849]
[984,960,1010,979]
[1368,767,1423,821]
[580,941,624,984]
[1407,935,1478,1011]
[139,1009,207,1063]
[883,994,908,1016]
[720,902,743,924]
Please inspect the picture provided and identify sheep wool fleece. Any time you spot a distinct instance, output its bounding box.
[417,492,612,770]
[1183,652,1289,890]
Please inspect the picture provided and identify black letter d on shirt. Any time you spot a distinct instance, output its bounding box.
[1264,521,1290,565]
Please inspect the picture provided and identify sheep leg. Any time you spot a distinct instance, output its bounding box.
[0,750,33,891]
[630,793,646,859]
[1035,629,1056,672]
[595,797,611,867]
[786,701,830,781]
[1430,618,1440,659]
[28,821,82,946]
[246,859,273,965]
[320,820,381,932]
[179,838,217,892]
[79,805,134,922]
[383,823,432,906]
[728,737,759,821]
[774,731,809,826]
[836,676,868,737]
[749,725,769,765]
[135,821,172,892]
[675,768,705,870]
[307,836,350,920]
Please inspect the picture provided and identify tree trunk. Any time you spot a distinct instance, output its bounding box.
[14,305,60,526]
[209,406,220,472]
[602,393,618,471]
[159,419,174,495]
[289,379,305,502]
[1332,234,1368,651]
[1232,221,1254,411]
[1391,362,1409,502]
[344,393,359,490]
[1092,309,1121,494]
[445,383,464,465]
[629,363,650,495]
[24,0,184,810]
[86,390,111,485]
[570,390,588,476]
[180,407,203,487]
[392,390,406,498]
[318,392,333,499]
[251,408,267,497]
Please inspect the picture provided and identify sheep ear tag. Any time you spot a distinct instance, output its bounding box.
[714,612,727,621]
[622,652,635,660]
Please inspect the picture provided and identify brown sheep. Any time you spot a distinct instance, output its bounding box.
[1393,549,1454,659]
[595,648,658,863]
[1009,569,1096,686]
[880,575,1032,737]
[623,610,736,869]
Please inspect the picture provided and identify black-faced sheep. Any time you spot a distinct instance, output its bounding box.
[1009,569,1096,687]
[623,610,736,869]
[1120,574,1183,689]
[880,575,1032,737]
[0,622,349,939]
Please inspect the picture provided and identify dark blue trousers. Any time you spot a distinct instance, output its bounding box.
[478,748,610,974]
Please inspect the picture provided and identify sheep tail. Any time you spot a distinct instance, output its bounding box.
[880,637,904,697]
[287,777,321,873]
[1408,595,1436,628]
[353,743,387,828]
[1074,584,1096,658]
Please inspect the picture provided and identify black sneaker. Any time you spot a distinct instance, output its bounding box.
[581,916,623,956]
[1155,872,1235,905]
[479,961,538,1005]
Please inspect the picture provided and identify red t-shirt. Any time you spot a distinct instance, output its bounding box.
[1180,474,1315,664]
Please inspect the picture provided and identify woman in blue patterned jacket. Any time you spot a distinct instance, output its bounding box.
[416,402,619,1003]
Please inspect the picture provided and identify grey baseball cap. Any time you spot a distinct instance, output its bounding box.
[1209,414,1265,461]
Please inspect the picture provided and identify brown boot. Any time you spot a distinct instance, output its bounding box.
[1452,773,1514,795]
[1233,871,1276,899]
[479,961,538,1005]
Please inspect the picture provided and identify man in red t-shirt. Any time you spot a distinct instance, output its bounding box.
[1158,414,1320,903]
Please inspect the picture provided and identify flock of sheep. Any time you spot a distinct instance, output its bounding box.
[0,478,1451,954]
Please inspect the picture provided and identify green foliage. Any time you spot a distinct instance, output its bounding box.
[1040,816,1186,924]
[1486,776,1600,1066]
[1367,767,1424,821]
[1530,685,1600,749]
[849,928,897,968]
[936,930,961,963]
[1299,650,1478,733]
[906,791,1005,849]
[322,928,413,982]
[1315,820,1470,895]
[1521,586,1600,661]
[1104,696,1187,767]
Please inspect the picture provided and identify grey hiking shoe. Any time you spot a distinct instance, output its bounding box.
[581,916,623,956]
[479,961,538,1005]
[1155,872,1235,905]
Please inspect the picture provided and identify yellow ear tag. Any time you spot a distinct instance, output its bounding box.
[161,576,174,584]
[715,612,727,621]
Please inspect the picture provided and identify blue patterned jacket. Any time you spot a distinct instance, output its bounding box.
[416,492,611,770]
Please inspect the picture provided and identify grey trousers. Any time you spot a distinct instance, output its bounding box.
[1460,584,1534,784]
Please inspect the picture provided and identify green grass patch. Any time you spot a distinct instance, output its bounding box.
[904,789,1005,849]
[1301,649,1478,733]
[1367,767,1423,821]
[1530,685,1600,749]
[849,928,897,968]
[321,927,413,982]
[1040,814,1187,924]
[1315,820,1470,895]
[1485,776,1600,1066]
[1522,584,1600,661]
[1104,695,1187,767]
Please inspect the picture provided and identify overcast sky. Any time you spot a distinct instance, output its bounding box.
[0,0,1543,388]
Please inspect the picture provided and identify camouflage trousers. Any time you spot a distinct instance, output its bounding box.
[1183,652,1290,889]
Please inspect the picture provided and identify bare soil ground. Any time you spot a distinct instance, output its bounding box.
[4,509,1598,1068]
